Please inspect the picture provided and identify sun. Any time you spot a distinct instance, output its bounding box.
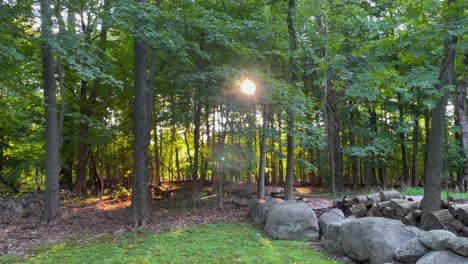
[240,79,256,95]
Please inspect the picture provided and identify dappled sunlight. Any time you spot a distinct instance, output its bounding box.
[295,187,325,194]
[95,198,131,212]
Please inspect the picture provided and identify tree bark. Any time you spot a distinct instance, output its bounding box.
[41,0,61,222]
[457,48,468,191]
[284,0,298,200]
[350,109,358,189]
[270,112,277,185]
[398,93,409,187]
[411,103,419,187]
[257,104,268,199]
[421,0,458,222]
[131,0,152,227]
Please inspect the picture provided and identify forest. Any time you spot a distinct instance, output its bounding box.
[1,0,468,261]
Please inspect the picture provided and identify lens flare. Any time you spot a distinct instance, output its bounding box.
[240,79,256,95]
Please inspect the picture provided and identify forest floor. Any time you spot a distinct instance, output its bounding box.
[0,195,246,257]
[0,186,335,259]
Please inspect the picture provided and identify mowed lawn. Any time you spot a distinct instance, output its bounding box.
[1,223,339,264]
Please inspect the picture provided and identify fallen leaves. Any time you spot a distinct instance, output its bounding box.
[0,196,247,257]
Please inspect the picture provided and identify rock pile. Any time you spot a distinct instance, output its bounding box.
[335,190,468,237]
[249,197,320,241]
[321,217,468,263]
[0,191,44,214]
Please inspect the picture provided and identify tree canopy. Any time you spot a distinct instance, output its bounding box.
[0,0,467,222]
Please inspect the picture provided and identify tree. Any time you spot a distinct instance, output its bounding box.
[284,0,298,201]
[131,0,155,227]
[40,0,61,222]
[421,0,459,222]
[455,48,468,191]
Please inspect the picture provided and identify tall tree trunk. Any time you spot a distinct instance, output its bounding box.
[270,112,277,185]
[154,126,161,186]
[192,98,202,205]
[457,49,468,191]
[421,0,458,222]
[131,0,152,227]
[350,127,358,189]
[217,109,228,209]
[319,6,343,194]
[423,112,431,181]
[41,0,61,222]
[278,114,284,184]
[411,104,420,187]
[257,104,268,199]
[76,84,88,197]
[326,84,343,193]
[398,93,409,187]
[284,0,297,200]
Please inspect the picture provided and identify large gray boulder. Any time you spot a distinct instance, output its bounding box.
[447,237,468,257]
[339,217,424,264]
[394,238,430,263]
[321,218,355,254]
[249,197,283,225]
[418,230,456,251]
[264,201,319,241]
[416,250,468,264]
[318,208,345,235]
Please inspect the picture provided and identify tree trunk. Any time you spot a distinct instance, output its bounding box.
[398,93,409,187]
[411,104,420,187]
[192,97,202,205]
[350,109,358,189]
[257,104,268,199]
[270,112,277,185]
[326,85,343,193]
[278,113,284,184]
[423,112,431,181]
[131,0,152,227]
[76,83,88,196]
[284,0,298,201]
[421,0,458,222]
[41,0,61,222]
[456,49,468,191]
[154,126,161,185]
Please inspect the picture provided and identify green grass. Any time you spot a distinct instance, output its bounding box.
[402,187,468,199]
[1,223,339,264]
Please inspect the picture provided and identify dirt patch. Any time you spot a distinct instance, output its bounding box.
[0,197,247,257]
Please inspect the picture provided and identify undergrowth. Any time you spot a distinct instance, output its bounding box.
[401,187,468,199]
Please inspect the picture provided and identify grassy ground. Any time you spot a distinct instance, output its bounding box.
[401,187,468,199]
[0,223,339,264]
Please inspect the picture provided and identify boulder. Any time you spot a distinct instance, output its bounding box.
[264,201,319,241]
[350,203,368,218]
[447,237,468,257]
[339,217,424,264]
[318,208,345,234]
[416,250,468,264]
[266,186,284,198]
[418,230,456,251]
[394,238,430,263]
[321,218,354,254]
[249,197,283,225]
